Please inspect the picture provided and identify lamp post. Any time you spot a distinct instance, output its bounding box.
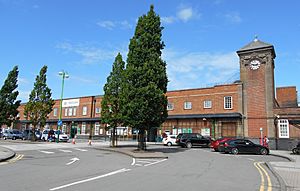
[57,71,69,143]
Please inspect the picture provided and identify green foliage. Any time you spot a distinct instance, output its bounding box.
[0,66,21,126]
[24,65,54,129]
[101,53,125,128]
[122,5,168,132]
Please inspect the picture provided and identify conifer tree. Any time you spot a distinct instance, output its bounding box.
[101,53,125,147]
[0,66,21,127]
[122,5,168,150]
[24,65,54,139]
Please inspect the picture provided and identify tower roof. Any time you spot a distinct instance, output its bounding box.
[237,37,276,57]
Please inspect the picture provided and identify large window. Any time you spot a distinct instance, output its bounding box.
[278,119,289,138]
[82,106,87,115]
[73,107,77,116]
[224,96,232,109]
[64,108,68,116]
[53,108,58,117]
[68,108,73,116]
[204,100,212,109]
[167,102,174,110]
[81,122,86,134]
[184,102,192,110]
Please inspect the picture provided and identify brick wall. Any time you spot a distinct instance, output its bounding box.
[276,86,298,107]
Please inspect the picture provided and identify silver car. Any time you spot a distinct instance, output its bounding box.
[3,129,23,140]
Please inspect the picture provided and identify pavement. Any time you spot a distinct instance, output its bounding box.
[0,141,299,190]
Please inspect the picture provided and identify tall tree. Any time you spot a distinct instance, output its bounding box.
[122,5,168,150]
[101,53,125,147]
[0,66,21,127]
[24,65,54,139]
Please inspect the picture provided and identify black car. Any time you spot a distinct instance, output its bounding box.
[224,139,269,155]
[176,133,211,148]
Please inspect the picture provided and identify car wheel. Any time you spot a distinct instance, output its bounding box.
[231,148,239,155]
[260,148,268,155]
[4,136,7,140]
[186,142,192,149]
[12,136,16,140]
[167,142,172,146]
[292,148,298,154]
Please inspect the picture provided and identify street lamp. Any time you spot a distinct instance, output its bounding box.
[57,71,69,143]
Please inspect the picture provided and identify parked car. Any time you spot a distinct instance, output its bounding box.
[3,129,23,140]
[41,129,56,141]
[292,142,300,154]
[54,130,69,142]
[22,130,37,140]
[223,139,269,155]
[162,134,177,146]
[176,133,211,148]
[211,137,233,152]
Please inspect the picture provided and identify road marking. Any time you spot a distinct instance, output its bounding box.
[74,148,88,152]
[131,158,136,165]
[247,158,255,161]
[39,150,54,154]
[66,157,80,165]
[144,159,167,167]
[0,154,24,165]
[254,162,272,191]
[59,149,72,153]
[49,168,131,191]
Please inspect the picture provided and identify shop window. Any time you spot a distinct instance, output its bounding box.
[81,122,86,134]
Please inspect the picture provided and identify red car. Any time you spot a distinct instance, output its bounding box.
[211,137,233,151]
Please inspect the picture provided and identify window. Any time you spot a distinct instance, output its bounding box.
[167,103,174,110]
[81,122,86,134]
[204,100,212,108]
[184,102,192,110]
[64,108,68,116]
[278,119,289,138]
[95,107,101,114]
[73,107,77,116]
[94,122,100,135]
[224,96,232,109]
[82,106,87,115]
[68,108,73,116]
[53,108,58,117]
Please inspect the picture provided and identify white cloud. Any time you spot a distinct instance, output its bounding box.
[18,77,29,85]
[97,20,132,30]
[163,48,239,90]
[224,12,242,23]
[177,7,194,22]
[161,16,176,24]
[56,42,121,64]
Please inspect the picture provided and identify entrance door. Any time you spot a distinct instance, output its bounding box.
[221,122,236,137]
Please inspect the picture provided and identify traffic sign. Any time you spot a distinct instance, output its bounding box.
[57,120,62,126]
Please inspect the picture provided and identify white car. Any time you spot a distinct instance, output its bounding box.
[54,130,69,142]
[163,134,177,146]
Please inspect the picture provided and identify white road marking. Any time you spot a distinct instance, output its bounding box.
[59,149,72,153]
[66,158,80,165]
[49,168,131,191]
[131,158,136,165]
[247,158,255,161]
[74,148,88,152]
[144,159,167,167]
[39,150,54,154]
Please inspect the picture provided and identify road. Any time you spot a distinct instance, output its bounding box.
[0,141,288,191]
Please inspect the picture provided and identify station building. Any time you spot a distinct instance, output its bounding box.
[15,38,300,150]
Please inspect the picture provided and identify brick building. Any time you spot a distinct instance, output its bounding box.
[13,38,300,149]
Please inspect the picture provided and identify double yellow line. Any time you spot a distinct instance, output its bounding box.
[0,154,24,166]
[254,162,272,191]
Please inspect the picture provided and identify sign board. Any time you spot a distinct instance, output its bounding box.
[62,99,80,108]
[57,120,62,126]
[201,128,210,136]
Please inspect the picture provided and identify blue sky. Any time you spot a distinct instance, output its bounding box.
[1,0,300,102]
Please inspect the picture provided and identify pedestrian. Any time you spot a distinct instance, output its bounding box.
[263,136,269,148]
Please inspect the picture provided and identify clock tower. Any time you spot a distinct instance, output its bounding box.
[237,37,276,139]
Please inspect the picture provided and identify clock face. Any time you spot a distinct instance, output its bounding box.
[250,60,261,70]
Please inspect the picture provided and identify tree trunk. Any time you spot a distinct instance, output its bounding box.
[137,129,146,150]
